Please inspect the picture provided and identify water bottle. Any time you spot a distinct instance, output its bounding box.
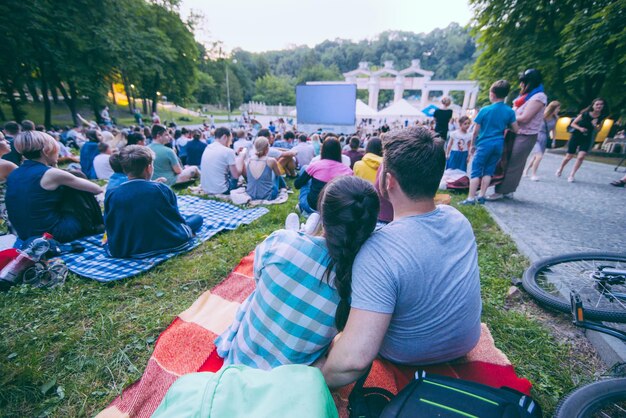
[0,233,53,286]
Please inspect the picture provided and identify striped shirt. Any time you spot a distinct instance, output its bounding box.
[215,230,339,369]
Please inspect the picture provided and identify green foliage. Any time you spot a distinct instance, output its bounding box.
[470,0,624,115]
[253,75,296,105]
[193,72,217,104]
[296,64,343,85]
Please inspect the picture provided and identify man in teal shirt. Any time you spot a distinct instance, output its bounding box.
[148,125,199,186]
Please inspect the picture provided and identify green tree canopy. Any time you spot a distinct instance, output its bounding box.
[253,75,295,105]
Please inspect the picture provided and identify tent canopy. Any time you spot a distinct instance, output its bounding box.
[356,99,377,117]
[377,99,424,118]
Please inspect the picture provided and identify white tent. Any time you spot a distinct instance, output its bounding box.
[288,108,297,117]
[355,99,377,118]
[377,99,424,119]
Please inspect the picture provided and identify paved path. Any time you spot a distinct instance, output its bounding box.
[483,151,626,364]
[484,152,625,262]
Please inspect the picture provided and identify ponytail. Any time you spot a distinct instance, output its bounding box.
[319,176,380,331]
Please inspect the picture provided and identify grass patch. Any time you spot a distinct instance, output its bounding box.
[0,189,599,416]
[0,103,214,128]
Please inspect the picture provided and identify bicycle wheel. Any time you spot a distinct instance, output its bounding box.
[522,252,626,323]
[554,378,626,418]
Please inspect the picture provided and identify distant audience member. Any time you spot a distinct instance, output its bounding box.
[106,152,128,197]
[258,128,297,177]
[353,137,382,184]
[104,145,202,258]
[343,137,364,168]
[273,130,295,149]
[244,137,283,200]
[126,132,146,147]
[294,138,353,213]
[148,124,199,186]
[80,129,102,179]
[200,127,245,194]
[6,130,103,242]
[93,142,114,179]
[3,121,22,166]
[185,130,207,167]
[433,96,453,140]
[0,132,18,231]
[291,134,315,168]
[233,130,253,154]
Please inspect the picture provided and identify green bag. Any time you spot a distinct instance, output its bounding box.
[153,365,339,418]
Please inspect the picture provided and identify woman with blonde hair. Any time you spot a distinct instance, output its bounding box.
[434,96,453,140]
[310,133,321,156]
[244,137,284,200]
[524,100,560,181]
[6,130,103,242]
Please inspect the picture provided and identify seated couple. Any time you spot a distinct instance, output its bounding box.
[216,127,482,389]
[104,145,203,259]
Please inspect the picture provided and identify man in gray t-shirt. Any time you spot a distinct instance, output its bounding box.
[320,126,482,388]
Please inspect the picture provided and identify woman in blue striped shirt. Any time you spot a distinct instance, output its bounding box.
[216,176,380,369]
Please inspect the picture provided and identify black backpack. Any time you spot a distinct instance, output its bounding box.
[349,369,542,418]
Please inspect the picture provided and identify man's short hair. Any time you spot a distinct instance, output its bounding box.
[119,145,154,178]
[109,152,123,173]
[237,130,246,138]
[383,127,445,200]
[98,142,109,153]
[490,80,511,99]
[257,128,271,138]
[126,132,145,146]
[284,131,295,141]
[214,127,230,140]
[349,137,360,150]
[4,121,20,136]
[21,120,36,131]
[365,137,382,156]
[298,134,307,142]
[151,124,167,139]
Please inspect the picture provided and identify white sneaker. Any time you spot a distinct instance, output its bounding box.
[567,176,575,183]
[303,213,321,235]
[530,176,539,182]
[285,213,300,231]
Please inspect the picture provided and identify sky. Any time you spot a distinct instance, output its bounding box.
[180,0,473,53]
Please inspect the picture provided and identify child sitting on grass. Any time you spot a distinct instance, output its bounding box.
[104,145,202,258]
[460,81,518,205]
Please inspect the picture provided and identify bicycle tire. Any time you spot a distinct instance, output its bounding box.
[522,252,626,323]
[554,378,626,418]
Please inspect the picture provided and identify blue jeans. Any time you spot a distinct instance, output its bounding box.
[184,214,203,234]
[297,166,315,214]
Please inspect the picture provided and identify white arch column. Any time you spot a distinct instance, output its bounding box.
[462,89,470,111]
[468,89,478,109]
[420,88,430,108]
[393,75,404,102]
[368,76,380,110]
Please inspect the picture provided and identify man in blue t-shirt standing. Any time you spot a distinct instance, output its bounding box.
[460,80,518,205]
[320,127,482,388]
[104,145,202,258]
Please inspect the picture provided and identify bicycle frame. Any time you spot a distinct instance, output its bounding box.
[570,291,626,342]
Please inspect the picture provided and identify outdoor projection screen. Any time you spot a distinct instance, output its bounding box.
[296,84,357,134]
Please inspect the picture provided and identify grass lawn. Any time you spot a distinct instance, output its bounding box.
[0,103,225,128]
[0,189,608,417]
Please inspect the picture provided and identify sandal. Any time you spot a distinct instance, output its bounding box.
[610,179,626,187]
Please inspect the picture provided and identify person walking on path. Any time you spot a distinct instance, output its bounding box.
[488,69,547,200]
[556,98,609,183]
[524,101,560,181]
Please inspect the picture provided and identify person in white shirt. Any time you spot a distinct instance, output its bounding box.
[291,134,315,168]
[233,130,253,154]
[93,142,115,179]
[200,127,246,194]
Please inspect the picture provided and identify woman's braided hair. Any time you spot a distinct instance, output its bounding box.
[319,176,380,331]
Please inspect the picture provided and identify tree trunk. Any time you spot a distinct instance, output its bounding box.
[26,78,40,103]
[58,81,78,126]
[121,73,133,114]
[91,98,101,125]
[152,73,160,113]
[110,83,117,105]
[17,86,27,102]
[0,103,6,122]
[51,86,59,105]
[2,78,25,122]
[142,97,148,115]
[41,81,52,129]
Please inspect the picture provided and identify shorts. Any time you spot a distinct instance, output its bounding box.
[471,141,503,179]
[567,136,592,154]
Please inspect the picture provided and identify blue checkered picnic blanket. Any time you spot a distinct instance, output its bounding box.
[59,196,269,282]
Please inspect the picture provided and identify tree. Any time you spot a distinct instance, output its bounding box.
[296,64,343,85]
[253,75,295,105]
[469,0,624,115]
[193,72,217,104]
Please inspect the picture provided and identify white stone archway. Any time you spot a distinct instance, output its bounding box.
[344,60,478,113]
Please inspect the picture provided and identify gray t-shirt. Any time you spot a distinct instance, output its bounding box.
[351,205,482,365]
[200,142,236,194]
